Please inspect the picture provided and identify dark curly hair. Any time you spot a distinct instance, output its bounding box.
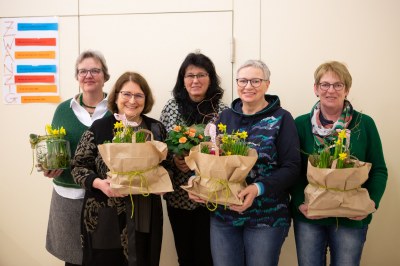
[172,52,224,125]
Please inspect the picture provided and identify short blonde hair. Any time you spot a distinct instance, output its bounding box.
[314,61,352,93]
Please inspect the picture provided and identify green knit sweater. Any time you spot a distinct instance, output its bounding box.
[51,99,110,188]
[290,109,388,228]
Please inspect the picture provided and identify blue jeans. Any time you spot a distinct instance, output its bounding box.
[210,216,289,266]
[294,220,368,266]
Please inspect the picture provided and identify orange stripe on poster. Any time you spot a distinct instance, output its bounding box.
[16,85,57,93]
[21,96,61,103]
[15,75,55,83]
[15,38,56,46]
[15,51,56,59]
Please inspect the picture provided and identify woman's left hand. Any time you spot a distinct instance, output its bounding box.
[348,201,374,220]
[229,184,258,214]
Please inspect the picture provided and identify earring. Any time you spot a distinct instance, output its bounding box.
[316,95,319,97]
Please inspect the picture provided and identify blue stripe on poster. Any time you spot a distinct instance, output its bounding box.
[17,65,57,73]
[17,23,58,31]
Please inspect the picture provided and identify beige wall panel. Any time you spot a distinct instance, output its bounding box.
[59,18,81,99]
[232,0,261,100]
[0,17,79,266]
[0,0,78,17]
[80,0,231,15]
[260,1,400,265]
[79,11,234,119]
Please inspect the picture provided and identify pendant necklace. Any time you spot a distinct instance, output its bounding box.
[79,93,97,109]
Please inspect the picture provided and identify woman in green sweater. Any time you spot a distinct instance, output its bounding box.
[290,61,387,266]
[43,50,110,266]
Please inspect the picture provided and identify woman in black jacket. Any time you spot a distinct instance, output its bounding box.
[72,71,166,266]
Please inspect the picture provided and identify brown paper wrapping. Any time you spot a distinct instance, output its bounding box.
[98,135,173,195]
[181,142,258,208]
[305,156,376,217]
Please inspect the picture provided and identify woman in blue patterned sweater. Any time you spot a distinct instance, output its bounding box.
[208,60,301,266]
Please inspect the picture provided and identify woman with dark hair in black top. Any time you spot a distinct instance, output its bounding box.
[160,52,228,266]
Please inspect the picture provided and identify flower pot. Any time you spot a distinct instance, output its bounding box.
[36,138,71,170]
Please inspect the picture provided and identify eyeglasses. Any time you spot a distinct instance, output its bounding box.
[184,73,209,80]
[318,82,345,91]
[119,91,145,101]
[236,78,266,88]
[77,68,102,77]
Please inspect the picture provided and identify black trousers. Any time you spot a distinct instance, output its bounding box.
[126,195,163,266]
[167,205,213,266]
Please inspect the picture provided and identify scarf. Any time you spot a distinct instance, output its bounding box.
[310,100,353,148]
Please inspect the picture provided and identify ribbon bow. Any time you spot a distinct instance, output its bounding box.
[114,113,139,127]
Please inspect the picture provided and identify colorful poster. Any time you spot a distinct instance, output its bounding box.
[1,17,60,104]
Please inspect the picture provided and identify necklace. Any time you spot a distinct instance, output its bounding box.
[79,93,106,109]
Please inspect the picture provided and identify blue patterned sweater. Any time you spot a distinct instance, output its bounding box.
[213,95,301,227]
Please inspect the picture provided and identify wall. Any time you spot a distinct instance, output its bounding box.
[1,1,399,265]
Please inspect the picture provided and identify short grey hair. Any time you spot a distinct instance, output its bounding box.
[236,59,271,80]
[74,50,110,81]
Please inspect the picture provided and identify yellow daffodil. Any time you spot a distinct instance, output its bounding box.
[114,121,124,130]
[218,123,227,133]
[31,123,70,173]
[59,127,66,136]
[315,129,354,169]
[338,130,347,140]
[339,152,347,160]
[45,124,52,135]
[239,131,248,139]
[217,124,250,156]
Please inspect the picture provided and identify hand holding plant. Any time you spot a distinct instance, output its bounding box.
[181,122,258,210]
[305,128,375,217]
[29,124,71,173]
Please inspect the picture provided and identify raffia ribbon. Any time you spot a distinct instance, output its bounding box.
[308,182,361,192]
[112,165,157,218]
[201,176,243,211]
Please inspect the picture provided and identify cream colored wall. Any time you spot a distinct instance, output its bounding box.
[1,1,399,265]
